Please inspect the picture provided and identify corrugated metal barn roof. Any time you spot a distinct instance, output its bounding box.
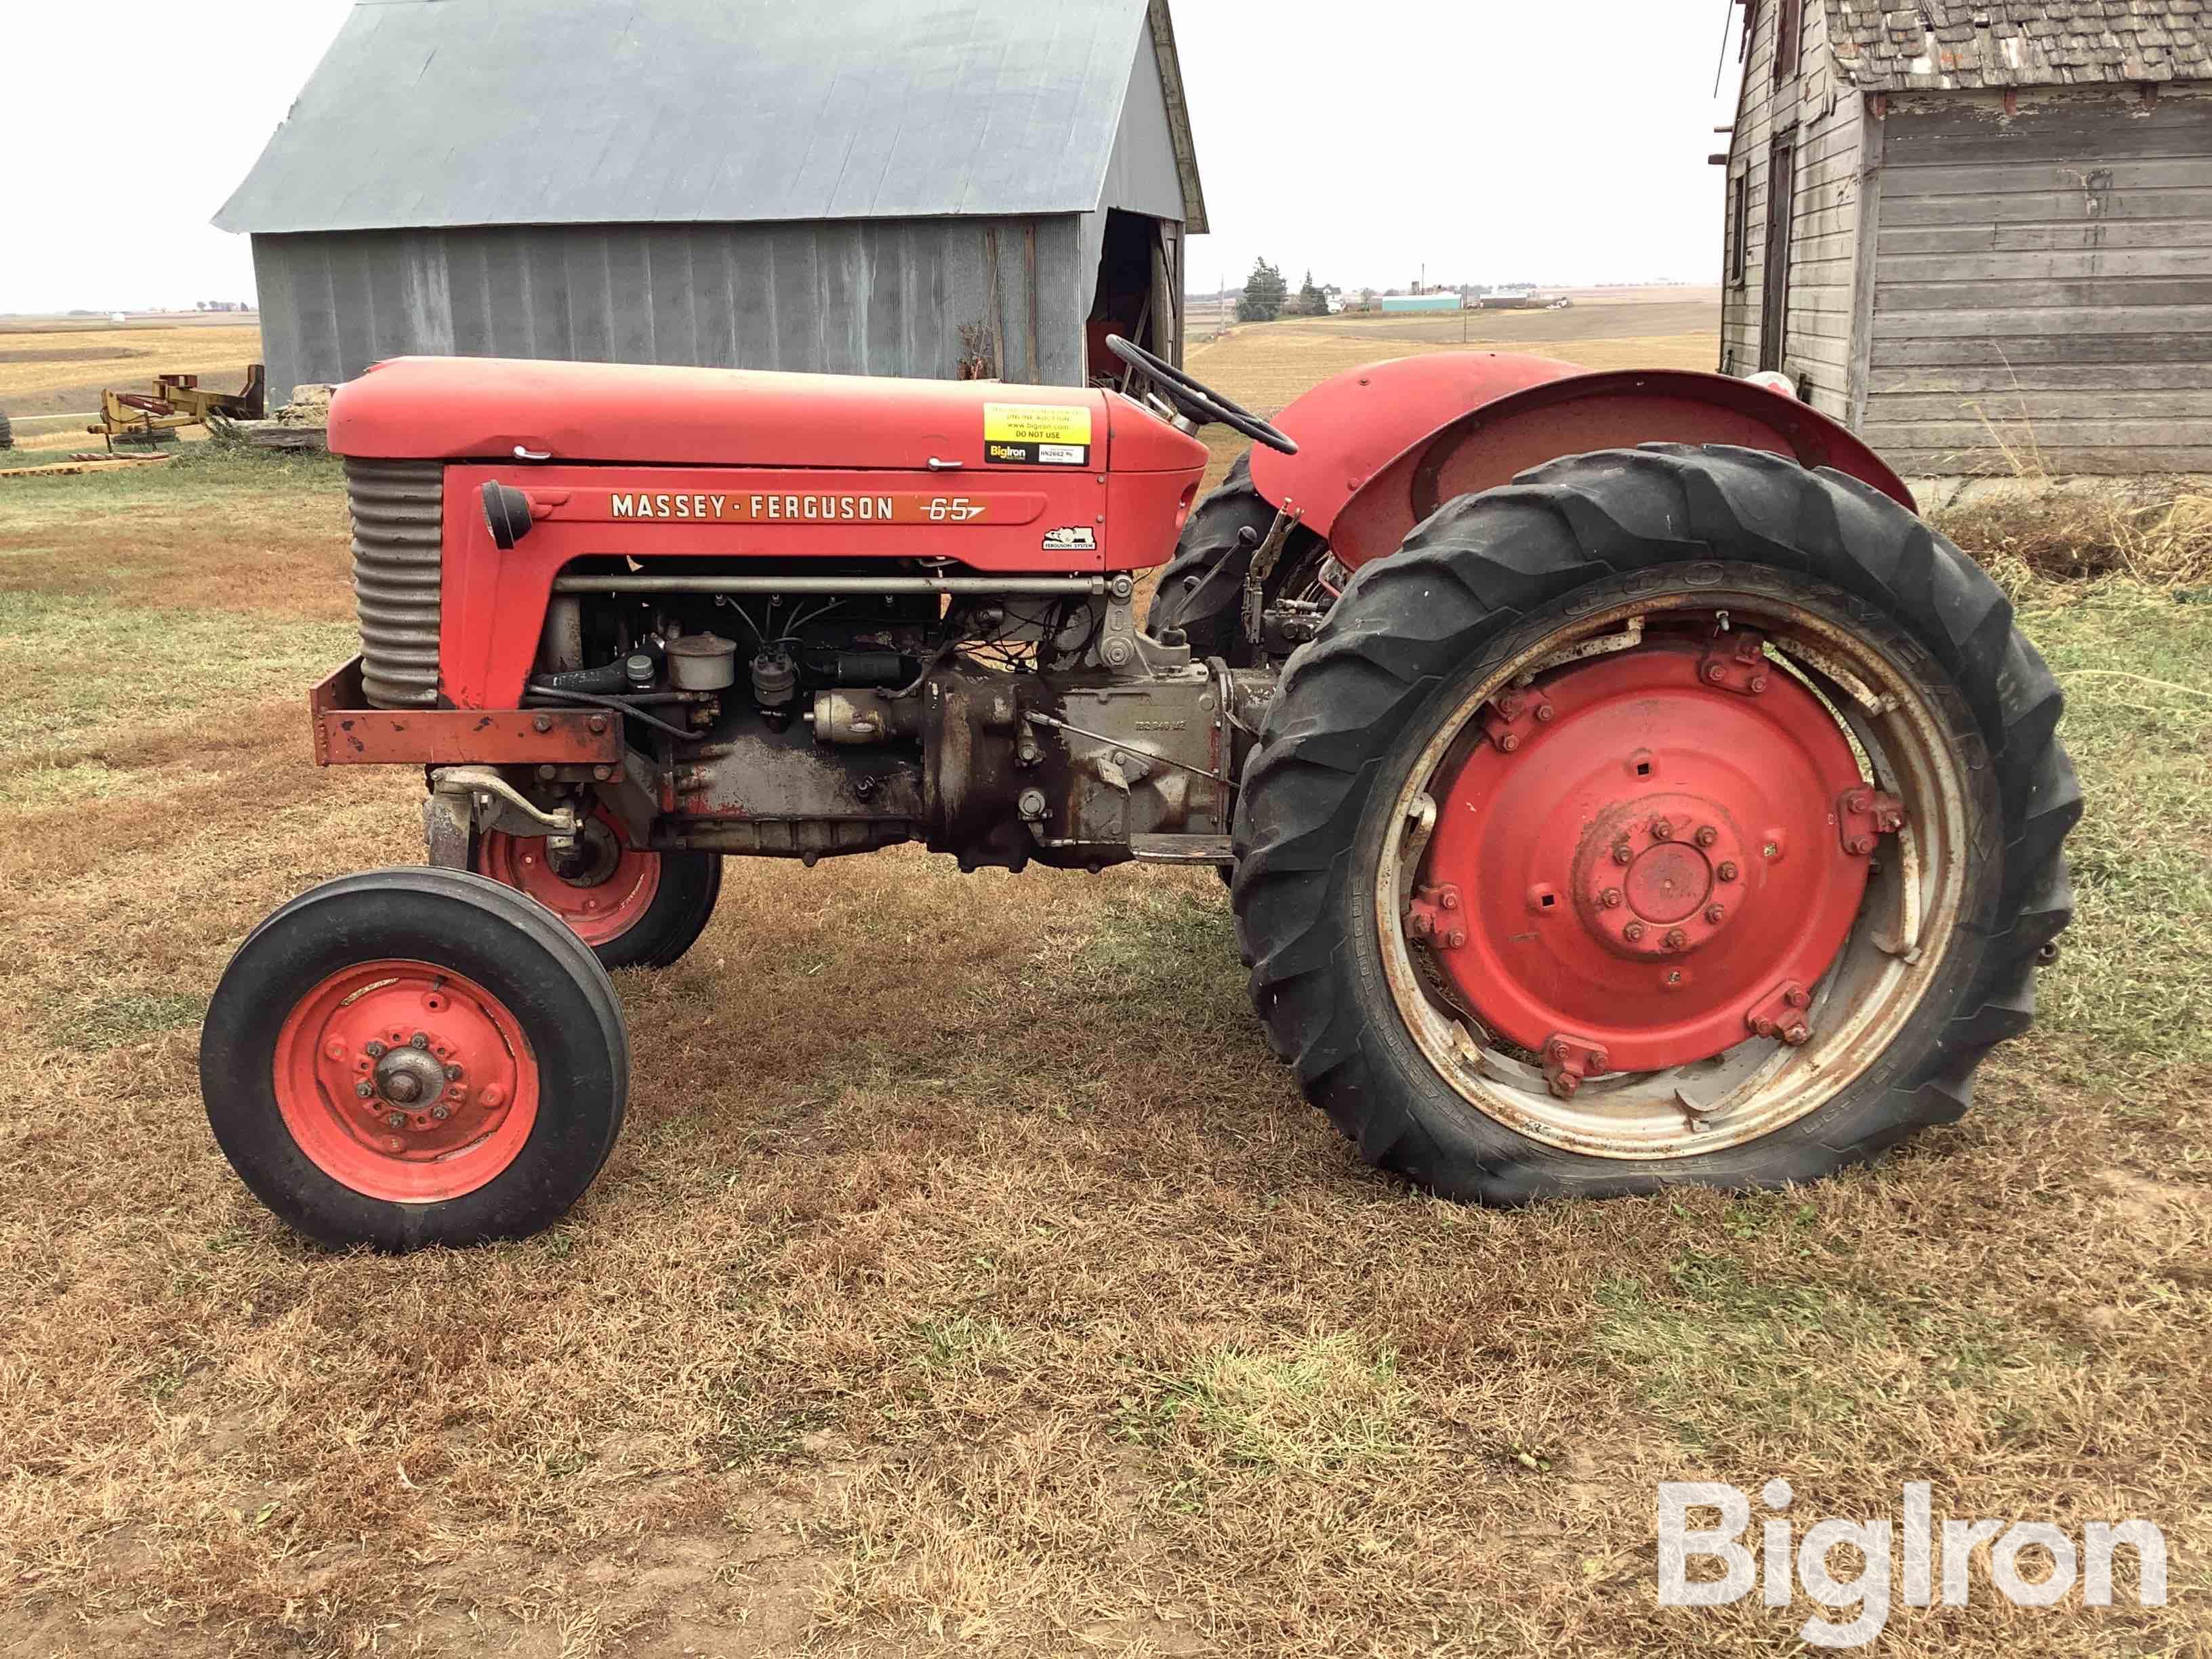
[1826,0,2212,89]
[216,0,1204,234]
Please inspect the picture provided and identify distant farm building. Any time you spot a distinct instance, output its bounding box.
[1721,0,2212,473]
[216,0,1206,396]
[1380,292,1465,314]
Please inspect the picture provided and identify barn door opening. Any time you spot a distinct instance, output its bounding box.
[1087,209,1176,384]
[1759,133,1796,373]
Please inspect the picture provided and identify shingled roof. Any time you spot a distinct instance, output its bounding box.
[1824,0,2212,89]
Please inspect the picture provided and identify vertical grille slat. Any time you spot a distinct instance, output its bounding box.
[347,459,445,708]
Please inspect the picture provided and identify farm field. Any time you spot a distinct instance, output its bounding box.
[0,319,2207,1657]
[0,317,264,453]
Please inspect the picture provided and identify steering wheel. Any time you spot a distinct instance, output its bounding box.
[1105,335,1298,455]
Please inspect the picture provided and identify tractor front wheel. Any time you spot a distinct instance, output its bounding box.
[200,867,629,1248]
[476,803,722,970]
[1233,445,2078,1201]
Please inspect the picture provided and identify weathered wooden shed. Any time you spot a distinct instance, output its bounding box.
[1719,0,2212,473]
[215,0,1205,399]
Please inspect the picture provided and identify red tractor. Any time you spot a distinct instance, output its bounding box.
[200,340,2078,1249]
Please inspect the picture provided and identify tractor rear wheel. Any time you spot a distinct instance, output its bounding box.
[1144,451,1332,665]
[1233,444,2078,1202]
[200,867,628,1249]
[476,802,722,970]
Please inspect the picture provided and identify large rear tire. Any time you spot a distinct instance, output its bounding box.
[200,867,629,1249]
[1233,444,2078,1202]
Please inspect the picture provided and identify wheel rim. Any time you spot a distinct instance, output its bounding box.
[1374,583,1970,1160]
[479,806,659,946]
[272,960,541,1202]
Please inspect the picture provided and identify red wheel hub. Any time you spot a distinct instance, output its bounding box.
[272,960,540,1202]
[1414,634,1875,1072]
[480,804,658,945]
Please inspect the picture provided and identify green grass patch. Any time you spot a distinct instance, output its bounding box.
[1124,1332,1413,1475]
[0,591,354,773]
[56,990,209,1052]
[2021,581,2212,1067]
[1596,1251,2074,1458]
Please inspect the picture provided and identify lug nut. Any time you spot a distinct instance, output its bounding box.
[1754,1017,1778,1038]
[1612,843,1633,866]
[1649,817,1673,840]
[1783,1023,1812,1046]
[1439,889,1460,911]
[432,1105,451,1121]
[1704,904,1726,924]
[1785,986,1810,1009]
[445,1063,463,1081]
[1548,1038,1570,1060]
[365,1040,387,1059]
[1533,703,1555,722]
[1663,928,1688,951]
[1748,674,1768,693]
[1601,888,1623,908]
[355,1081,375,1099]
[385,1111,407,1130]
[410,1031,430,1050]
[1445,929,1467,948]
[1848,835,1876,855]
[1550,1071,1581,1100]
[1498,733,1521,753]
[1704,663,1726,684]
[1717,861,1740,882]
[587,714,608,735]
[1624,921,1647,943]
[1846,788,1871,813]
[1695,825,1718,848]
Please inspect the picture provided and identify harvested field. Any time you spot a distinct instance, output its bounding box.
[0,320,264,419]
[0,327,2204,1658]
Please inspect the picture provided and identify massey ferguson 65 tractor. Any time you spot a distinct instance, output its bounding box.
[199,340,2078,1249]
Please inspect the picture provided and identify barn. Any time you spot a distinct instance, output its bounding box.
[215,0,1205,399]
[1719,0,2212,474]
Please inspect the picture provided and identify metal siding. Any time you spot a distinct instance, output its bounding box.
[254,216,1089,389]
[1862,89,2212,472]
[216,0,1181,234]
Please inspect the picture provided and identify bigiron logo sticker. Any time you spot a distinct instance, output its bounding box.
[1041,526,1097,552]
[983,402,1092,466]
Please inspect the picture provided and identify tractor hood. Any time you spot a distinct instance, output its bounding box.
[327,356,1205,474]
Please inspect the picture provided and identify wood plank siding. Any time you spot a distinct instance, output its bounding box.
[1860,88,2212,475]
[1719,0,1866,421]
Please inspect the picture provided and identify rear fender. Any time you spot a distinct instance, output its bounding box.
[1252,361,1915,572]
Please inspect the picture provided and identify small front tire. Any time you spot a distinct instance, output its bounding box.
[200,867,630,1249]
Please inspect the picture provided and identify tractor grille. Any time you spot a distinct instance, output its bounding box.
[346,459,444,708]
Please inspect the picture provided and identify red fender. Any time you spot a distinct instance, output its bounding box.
[1250,357,1914,572]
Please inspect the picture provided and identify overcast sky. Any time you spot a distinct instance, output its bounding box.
[4,0,1744,314]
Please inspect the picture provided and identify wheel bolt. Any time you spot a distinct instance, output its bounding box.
[1704,663,1725,683]
[385,1111,407,1130]
[1748,674,1768,693]
[365,1040,387,1059]
[1649,817,1672,841]
[1533,703,1555,723]
[1601,888,1622,908]
[1439,890,1460,911]
[432,1105,451,1121]
[1704,903,1726,924]
[1624,921,1647,942]
[1663,928,1688,951]
[1695,825,1718,848]
[1754,1017,1778,1038]
[1717,861,1739,882]
[1783,1023,1812,1046]
[1548,1038,1569,1059]
[1612,843,1633,866]
[410,1031,430,1050]
[355,1081,374,1099]
[1785,986,1810,1009]
[1848,835,1876,855]
[1498,733,1521,753]
[444,1063,464,1081]
[1846,788,1871,813]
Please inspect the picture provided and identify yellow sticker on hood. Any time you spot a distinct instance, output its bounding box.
[983,403,1092,445]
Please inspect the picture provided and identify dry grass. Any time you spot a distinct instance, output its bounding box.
[0,337,2207,1656]
[1936,488,2212,591]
